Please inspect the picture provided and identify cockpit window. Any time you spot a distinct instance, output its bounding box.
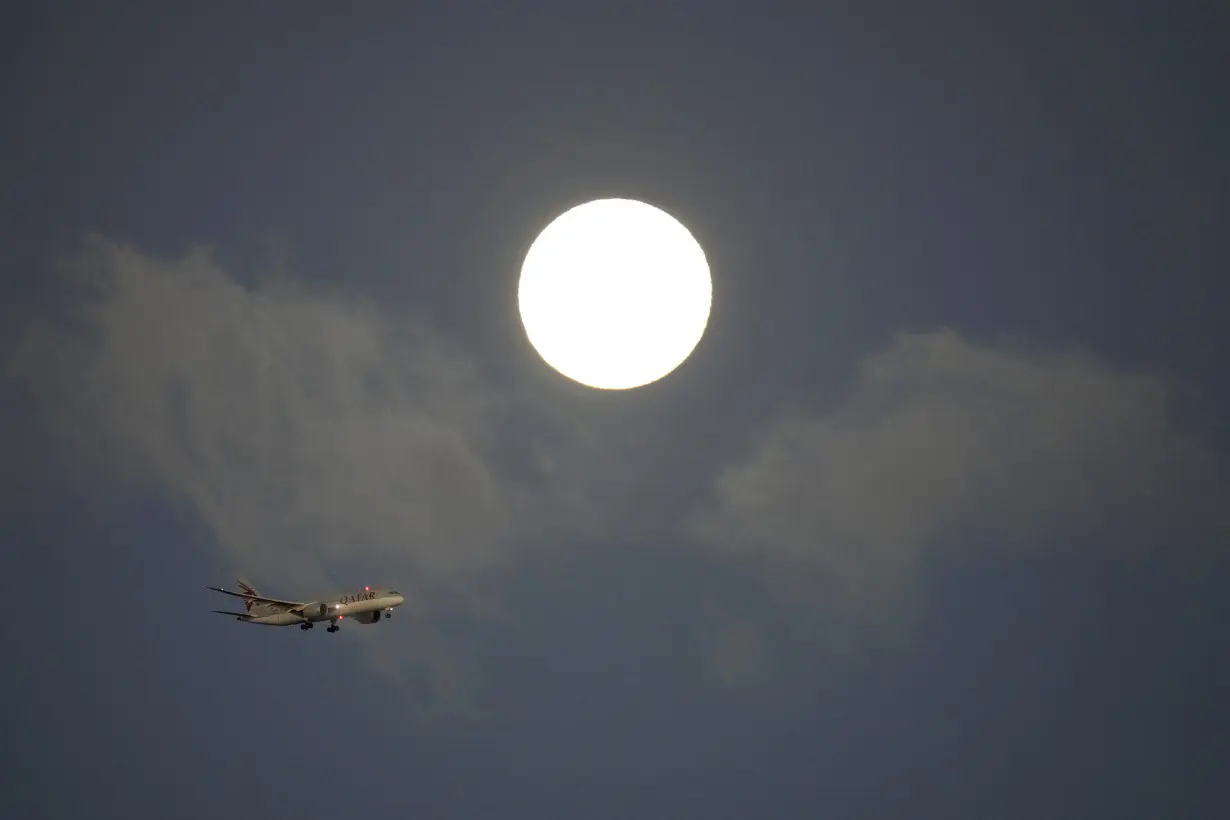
[389,590,399,595]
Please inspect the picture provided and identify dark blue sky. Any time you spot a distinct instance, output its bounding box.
[4,3,1228,818]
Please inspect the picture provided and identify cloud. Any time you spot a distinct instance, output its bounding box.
[4,234,629,711]
[5,236,583,595]
[10,238,1228,701]
[690,329,1230,615]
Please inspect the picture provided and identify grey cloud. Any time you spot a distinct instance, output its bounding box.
[13,238,1228,702]
[6,236,562,600]
[5,234,651,716]
[690,329,1230,614]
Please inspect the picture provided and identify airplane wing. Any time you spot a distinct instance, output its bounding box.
[211,610,250,618]
[206,586,306,611]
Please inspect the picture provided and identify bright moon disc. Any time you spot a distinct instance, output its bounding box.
[518,198,712,390]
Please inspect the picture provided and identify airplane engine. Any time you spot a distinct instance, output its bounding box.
[301,602,330,621]
[353,610,381,625]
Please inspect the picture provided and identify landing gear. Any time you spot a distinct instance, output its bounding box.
[300,622,312,630]
[327,622,339,633]
[383,610,391,620]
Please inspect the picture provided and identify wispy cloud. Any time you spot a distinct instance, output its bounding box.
[5,234,611,711]
[690,329,1230,617]
[8,236,528,592]
[10,238,1228,707]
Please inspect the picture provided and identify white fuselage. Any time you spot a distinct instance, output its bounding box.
[247,588,405,626]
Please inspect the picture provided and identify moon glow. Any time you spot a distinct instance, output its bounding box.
[517,198,712,390]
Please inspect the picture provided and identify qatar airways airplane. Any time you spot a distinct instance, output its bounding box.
[208,580,404,633]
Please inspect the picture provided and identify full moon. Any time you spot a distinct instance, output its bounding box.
[517,198,712,390]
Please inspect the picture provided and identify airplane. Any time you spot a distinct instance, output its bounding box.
[208,580,405,633]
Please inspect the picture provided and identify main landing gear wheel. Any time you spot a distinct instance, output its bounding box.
[300,622,314,630]
[327,624,339,633]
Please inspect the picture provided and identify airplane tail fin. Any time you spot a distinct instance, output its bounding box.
[237,579,260,613]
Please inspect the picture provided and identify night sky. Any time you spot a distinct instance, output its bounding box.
[4,3,1229,818]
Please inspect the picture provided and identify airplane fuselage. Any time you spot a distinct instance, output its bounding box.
[248,588,404,626]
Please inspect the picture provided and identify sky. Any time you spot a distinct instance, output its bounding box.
[3,2,1229,818]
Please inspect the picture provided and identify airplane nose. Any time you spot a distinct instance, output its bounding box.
[394,595,405,606]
